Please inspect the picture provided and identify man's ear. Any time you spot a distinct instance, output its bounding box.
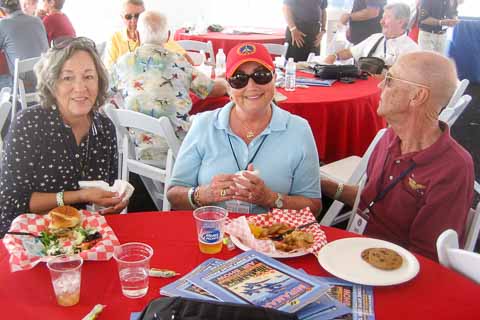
[410,87,430,108]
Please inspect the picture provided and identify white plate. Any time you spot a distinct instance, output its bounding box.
[230,235,309,259]
[317,237,420,286]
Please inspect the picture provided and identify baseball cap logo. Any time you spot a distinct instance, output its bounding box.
[237,44,256,56]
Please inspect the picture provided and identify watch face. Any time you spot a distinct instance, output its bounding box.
[275,194,283,208]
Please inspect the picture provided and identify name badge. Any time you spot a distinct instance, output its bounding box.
[225,200,251,214]
[348,209,369,235]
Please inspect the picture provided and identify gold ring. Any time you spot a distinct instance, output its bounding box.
[220,188,227,197]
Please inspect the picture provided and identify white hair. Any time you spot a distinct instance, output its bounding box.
[137,11,169,45]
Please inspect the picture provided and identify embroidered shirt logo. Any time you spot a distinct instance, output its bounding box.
[237,44,256,55]
[408,177,426,191]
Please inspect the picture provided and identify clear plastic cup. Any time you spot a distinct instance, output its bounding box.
[193,206,228,254]
[47,254,83,307]
[113,242,153,298]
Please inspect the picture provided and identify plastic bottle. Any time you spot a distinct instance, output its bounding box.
[284,57,296,91]
[215,48,226,79]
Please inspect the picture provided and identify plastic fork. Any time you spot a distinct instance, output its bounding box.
[271,221,317,241]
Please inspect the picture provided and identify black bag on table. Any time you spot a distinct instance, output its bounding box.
[137,297,299,320]
[357,36,386,75]
[313,64,360,79]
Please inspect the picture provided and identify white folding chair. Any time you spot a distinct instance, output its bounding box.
[439,94,472,127]
[11,56,41,121]
[0,99,12,165]
[464,198,480,252]
[444,79,469,111]
[104,104,181,212]
[263,42,288,57]
[320,129,387,226]
[176,40,215,64]
[437,229,480,284]
[96,41,107,59]
[0,86,11,104]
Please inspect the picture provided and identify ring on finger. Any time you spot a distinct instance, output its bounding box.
[220,188,228,197]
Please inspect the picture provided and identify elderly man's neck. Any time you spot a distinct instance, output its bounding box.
[389,115,443,154]
[384,30,405,40]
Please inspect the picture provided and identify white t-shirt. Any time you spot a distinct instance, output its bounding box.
[350,33,419,67]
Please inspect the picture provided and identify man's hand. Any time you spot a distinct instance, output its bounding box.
[441,19,459,27]
[324,54,336,64]
[314,30,326,47]
[340,13,350,25]
[291,29,306,48]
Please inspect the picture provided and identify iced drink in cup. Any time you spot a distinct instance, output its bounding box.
[113,242,153,298]
[47,254,83,307]
[193,206,228,254]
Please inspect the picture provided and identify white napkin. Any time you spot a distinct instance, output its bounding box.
[79,179,135,203]
[235,170,260,189]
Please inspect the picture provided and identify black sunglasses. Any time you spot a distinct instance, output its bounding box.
[228,69,273,89]
[124,13,141,20]
[52,36,96,51]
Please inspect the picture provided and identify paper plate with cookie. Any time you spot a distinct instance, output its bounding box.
[317,237,420,286]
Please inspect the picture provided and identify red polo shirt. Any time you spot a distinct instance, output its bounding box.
[42,12,76,45]
[360,124,474,261]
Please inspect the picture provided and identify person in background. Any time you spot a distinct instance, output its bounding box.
[325,3,418,70]
[418,0,459,54]
[37,0,76,45]
[110,10,227,168]
[167,42,321,215]
[341,0,386,45]
[0,0,48,89]
[282,0,328,62]
[322,51,474,261]
[19,0,37,15]
[104,0,192,70]
[0,37,127,237]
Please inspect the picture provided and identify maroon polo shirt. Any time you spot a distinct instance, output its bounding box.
[360,123,474,261]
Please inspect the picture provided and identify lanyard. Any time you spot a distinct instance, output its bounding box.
[365,162,416,213]
[227,134,267,171]
[383,38,387,57]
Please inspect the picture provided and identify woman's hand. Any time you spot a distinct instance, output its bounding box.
[80,188,128,214]
[198,174,237,205]
[231,165,275,208]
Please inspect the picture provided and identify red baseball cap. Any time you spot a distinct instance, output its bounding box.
[226,42,274,78]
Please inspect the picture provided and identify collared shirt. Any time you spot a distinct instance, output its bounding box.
[350,33,419,66]
[283,0,328,25]
[0,105,118,237]
[0,10,48,74]
[110,43,214,166]
[103,29,187,70]
[169,102,321,213]
[42,12,76,44]
[419,0,458,33]
[360,124,474,261]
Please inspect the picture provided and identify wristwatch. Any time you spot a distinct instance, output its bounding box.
[274,193,284,209]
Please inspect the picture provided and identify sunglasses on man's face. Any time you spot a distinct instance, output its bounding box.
[52,36,96,51]
[124,13,141,20]
[228,69,273,89]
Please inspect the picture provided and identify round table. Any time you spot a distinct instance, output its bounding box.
[174,28,285,55]
[191,75,386,163]
[1,211,479,319]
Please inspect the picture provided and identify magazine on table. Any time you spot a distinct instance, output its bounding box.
[296,293,352,320]
[189,250,330,313]
[160,258,224,301]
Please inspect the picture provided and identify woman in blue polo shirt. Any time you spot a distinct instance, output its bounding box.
[167,42,321,215]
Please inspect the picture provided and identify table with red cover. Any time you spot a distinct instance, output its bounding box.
[1,211,479,319]
[191,76,386,163]
[174,28,285,56]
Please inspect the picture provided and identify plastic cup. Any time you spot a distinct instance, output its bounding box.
[47,254,83,307]
[113,242,153,299]
[193,206,228,254]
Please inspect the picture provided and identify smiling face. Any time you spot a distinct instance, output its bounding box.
[229,61,275,114]
[122,3,145,34]
[54,50,99,122]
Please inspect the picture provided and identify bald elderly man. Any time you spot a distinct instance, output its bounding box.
[322,51,474,261]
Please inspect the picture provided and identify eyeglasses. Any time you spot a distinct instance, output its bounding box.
[52,37,96,51]
[384,72,430,89]
[124,13,141,20]
[228,69,273,89]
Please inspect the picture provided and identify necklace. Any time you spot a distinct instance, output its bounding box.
[233,107,270,141]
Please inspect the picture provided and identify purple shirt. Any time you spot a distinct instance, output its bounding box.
[360,124,474,261]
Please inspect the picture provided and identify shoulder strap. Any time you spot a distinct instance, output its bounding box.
[366,35,385,57]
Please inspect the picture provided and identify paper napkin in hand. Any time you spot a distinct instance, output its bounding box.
[79,179,135,202]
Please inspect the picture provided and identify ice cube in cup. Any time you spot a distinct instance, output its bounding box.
[47,254,83,307]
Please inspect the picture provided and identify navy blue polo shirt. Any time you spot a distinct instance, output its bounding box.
[419,0,458,33]
[283,0,328,25]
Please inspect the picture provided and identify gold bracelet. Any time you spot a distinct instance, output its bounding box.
[193,187,203,207]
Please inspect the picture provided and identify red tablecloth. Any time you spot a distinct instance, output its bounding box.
[1,211,479,319]
[191,75,386,163]
[174,28,285,56]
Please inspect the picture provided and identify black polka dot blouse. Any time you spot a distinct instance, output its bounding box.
[0,105,118,237]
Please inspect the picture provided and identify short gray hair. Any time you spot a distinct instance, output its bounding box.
[137,11,169,45]
[385,2,411,30]
[34,38,109,110]
[123,0,143,7]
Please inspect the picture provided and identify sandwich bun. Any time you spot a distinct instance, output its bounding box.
[49,206,81,229]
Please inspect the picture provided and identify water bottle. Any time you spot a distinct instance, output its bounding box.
[215,48,226,79]
[285,57,296,91]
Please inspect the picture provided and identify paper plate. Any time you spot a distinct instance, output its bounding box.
[230,235,309,259]
[317,237,420,286]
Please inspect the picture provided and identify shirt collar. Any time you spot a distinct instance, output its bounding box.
[51,105,106,136]
[214,101,289,134]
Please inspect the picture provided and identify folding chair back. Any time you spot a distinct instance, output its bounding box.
[0,99,12,165]
[464,201,480,252]
[439,94,472,127]
[104,104,181,212]
[12,56,41,121]
[263,42,288,58]
[444,79,469,110]
[177,40,215,64]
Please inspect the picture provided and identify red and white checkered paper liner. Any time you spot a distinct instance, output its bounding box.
[224,207,327,256]
[2,210,120,272]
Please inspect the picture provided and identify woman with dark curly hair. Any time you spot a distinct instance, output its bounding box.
[0,37,126,237]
